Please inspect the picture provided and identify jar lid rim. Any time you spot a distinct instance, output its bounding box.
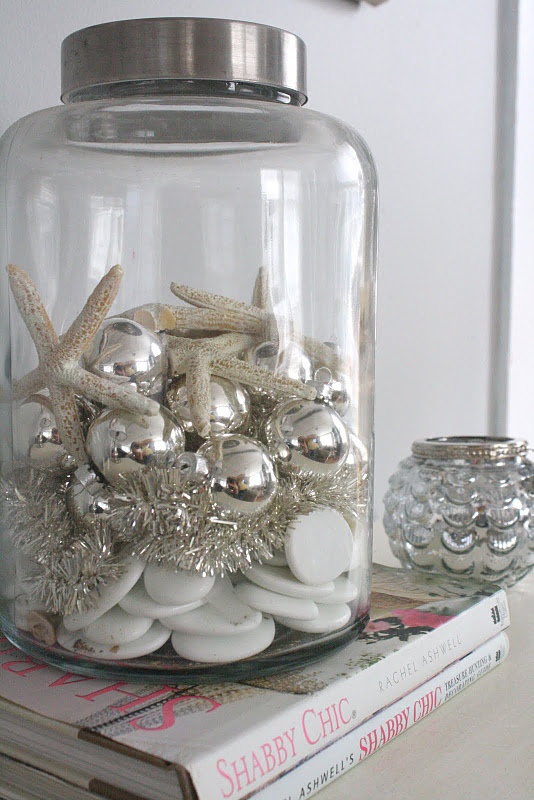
[411,436,528,460]
[61,18,307,104]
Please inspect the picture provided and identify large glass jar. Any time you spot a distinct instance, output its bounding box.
[0,18,377,681]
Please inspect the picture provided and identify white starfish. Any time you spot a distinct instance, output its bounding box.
[121,301,262,337]
[170,272,345,374]
[8,264,159,463]
[166,332,316,438]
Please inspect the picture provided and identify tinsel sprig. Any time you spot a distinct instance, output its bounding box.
[287,462,368,523]
[30,525,125,615]
[246,389,279,441]
[0,467,75,561]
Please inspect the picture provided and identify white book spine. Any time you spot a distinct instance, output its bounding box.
[189,590,509,800]
[252,631,510,800]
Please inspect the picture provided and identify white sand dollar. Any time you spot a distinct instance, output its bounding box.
[263,550,288,567]
[275,603,351,633]
[57,621,171,660]
[349,530,367,570]
[317,577,360,604]
[119,579,205,618]
[285,508,353,585]
[205,576,261,625]
[83,606,153,645]
[236,581,319,621]
[171,616,275,663]
[63,559,145,631]
[160,603,262,635]
[244,564,335,599]
[144,563,215,605]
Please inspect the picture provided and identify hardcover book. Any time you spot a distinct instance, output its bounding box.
[0,565,510,800]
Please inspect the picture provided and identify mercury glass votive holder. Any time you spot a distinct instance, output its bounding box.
[383,437,534,588]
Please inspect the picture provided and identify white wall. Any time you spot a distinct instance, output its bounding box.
[506,0,534,447]
[0,0,502,556]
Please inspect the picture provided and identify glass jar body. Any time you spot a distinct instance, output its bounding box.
[0,92,377,680]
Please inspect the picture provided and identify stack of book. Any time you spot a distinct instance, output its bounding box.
[0,564,510,800]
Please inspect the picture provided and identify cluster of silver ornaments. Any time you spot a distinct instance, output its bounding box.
[8,303,367,663]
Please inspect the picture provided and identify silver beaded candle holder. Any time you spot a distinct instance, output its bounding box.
[383,437,534,587]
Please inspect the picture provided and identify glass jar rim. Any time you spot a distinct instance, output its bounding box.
[411,436,528,461]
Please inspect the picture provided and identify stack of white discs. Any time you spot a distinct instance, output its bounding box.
[237,508,360,633]
[56,507,360,663]
[147,566,275,663]
[57,559,274,664]
[57,559,173,660]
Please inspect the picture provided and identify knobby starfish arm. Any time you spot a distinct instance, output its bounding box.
[185,350,213,438]
[48,383,87,462]
[171,282,266,324]
[58,264,123,360]
[22,393,54,412]
[64,365,160,417]
[165,332,255,378]
[7,265,59,359]
[12,367,45,401]
[207,332,256,355]
[210,355,317,400]
[251,266,272,312]
[122,302,263,336]
[170,308,261,336]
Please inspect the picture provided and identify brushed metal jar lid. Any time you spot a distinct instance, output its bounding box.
[412,436,528,462]
[61,17,307,103]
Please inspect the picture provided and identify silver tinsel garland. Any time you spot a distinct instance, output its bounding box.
[0,467,75,561]
[108,467,289,575]
[1,451,367,611]
[1,467,123,615]
[286,463,368,524]
[107,462,365,575]
[30,526,125,615]
[246,389,279,441]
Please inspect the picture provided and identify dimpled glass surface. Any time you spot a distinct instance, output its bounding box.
[384,454,534,587]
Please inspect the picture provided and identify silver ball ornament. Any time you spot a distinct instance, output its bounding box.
[306,367,350,417]
[198,434,277,515]
[167,375,250,435]
[28,404,67,468]
[83,317,166,398]
[345,432,368,468]
[266,399,349,474]
[247,341,313,384]
[175,452,211,483]
[86,407,185,486]
[66,465,111,524]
